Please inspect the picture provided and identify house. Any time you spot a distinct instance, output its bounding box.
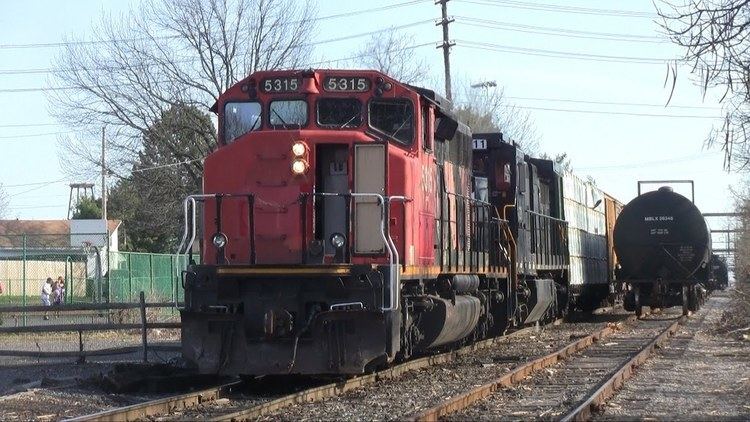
[0,219,122,298]
[0,219,121,253]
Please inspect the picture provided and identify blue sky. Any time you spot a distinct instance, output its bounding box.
[0,0,740,238]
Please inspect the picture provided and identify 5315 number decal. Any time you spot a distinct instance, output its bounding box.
[324,77,370,92]
[261,78,300,93]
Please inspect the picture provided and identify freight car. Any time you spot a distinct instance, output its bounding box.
[177,69,620,377]
[471,134,623,312]
[708,254,729,291]
[614,184,709,316]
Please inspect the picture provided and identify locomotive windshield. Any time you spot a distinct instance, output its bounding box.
[317,98,362,128]
[269,100,307,128]
[224,101,261,143]
[369,99,414,145]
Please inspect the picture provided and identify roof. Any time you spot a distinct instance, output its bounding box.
[0,219,121,248]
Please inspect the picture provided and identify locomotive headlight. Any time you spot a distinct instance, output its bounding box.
[291,159,308,175]
[330,233,346,250]
[212,232,228,249]
[291,141,307,157]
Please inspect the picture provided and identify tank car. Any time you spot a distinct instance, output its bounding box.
[614,185,709,316]
[708,254,729,291]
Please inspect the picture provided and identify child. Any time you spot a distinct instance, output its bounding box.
[41,278,53,320]
[52,278,63,318]
[56,276,66,305]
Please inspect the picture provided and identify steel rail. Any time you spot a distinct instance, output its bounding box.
[560,315,686,422]
[408,315,639,421]
[205,322,555,422]
[67,323,550,422]
[64,380,243,422]
[407,311,690,422]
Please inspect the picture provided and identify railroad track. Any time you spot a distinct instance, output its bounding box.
[410,310,689,421]
[66,321,564,422]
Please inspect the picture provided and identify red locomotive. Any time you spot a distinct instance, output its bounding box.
[178,69,621,376]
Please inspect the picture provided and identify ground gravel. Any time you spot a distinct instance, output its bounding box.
[595,290,750,421]
[447,310,680,421]
[260,309,633,421]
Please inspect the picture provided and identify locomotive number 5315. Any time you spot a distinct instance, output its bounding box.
[324,77,370,92]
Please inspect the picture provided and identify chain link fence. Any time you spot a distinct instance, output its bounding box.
[0,234,186,328]
[0,234,186,307]
[0,234,186,368]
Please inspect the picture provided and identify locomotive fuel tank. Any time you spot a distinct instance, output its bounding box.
[613,186,710,282]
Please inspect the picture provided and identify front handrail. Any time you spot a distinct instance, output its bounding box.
[175,193,253,310]
[176,192,410,312]
[309,192,409,311]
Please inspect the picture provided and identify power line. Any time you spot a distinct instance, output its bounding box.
[2,88,724,139]
[0,21,434,80]
[504,95,721,110]
[0,131,69,139]
[455,0,656,18]
[512,104,721,119]
[455,17,666,44]
[131,157,205,173]
[6,204,65,210]
[0,0,429,50]
[7,178,69,198]
[2,179,69,188]
[578,152,724,171]
[0,122,60,128]
[458,40,670,64]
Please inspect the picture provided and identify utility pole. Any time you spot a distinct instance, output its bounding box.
[436,0,455,100]
[101,126,107,222]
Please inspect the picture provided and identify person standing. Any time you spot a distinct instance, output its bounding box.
[52,278,63,318]
[41,278,53,320]
[56,276,66,304]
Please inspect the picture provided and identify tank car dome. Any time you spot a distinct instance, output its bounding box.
[613,188,710,280]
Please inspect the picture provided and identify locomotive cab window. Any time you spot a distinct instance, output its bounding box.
[369,99,414,145]
[317,98,362,128]
[422,106,432,151]
[269,100,307,128]
[224,101,262,143]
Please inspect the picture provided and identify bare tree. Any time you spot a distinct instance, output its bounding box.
[0,185,8,218]
[452,78,540,154]
[355,27,428,85]
[50,0,316,180]
[657,0,750,170]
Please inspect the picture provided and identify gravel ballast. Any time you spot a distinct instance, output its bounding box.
[595,291,750,421]
[259,310,633,421]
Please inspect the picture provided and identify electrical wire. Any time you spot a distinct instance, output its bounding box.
[456,16,663,40]
[503,96,721,110]
[0,122,60,128]
[458,40,670,64]
[2,179,69,188]
[455,0,656,18]
[577,152,724,171]
[511,104,721,119]
[0,20,434,79]
[7,178,68,198]
[0,0,430,50]
[0,131,70,139]
[455,17,666,44]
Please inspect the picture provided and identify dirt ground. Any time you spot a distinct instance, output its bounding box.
[596,289,750,420]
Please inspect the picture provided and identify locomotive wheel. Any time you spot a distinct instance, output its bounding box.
[682,285,690,316]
